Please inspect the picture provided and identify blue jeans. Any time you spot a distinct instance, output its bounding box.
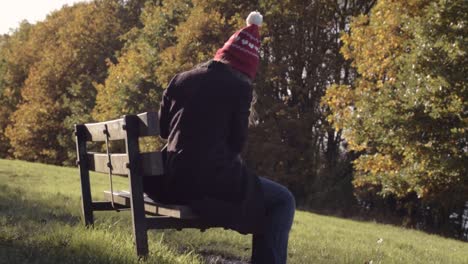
[251,177,296,264]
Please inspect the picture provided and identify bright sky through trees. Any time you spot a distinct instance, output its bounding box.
[0,0,91,35]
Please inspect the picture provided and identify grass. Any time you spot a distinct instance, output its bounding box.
[0,159,467,264]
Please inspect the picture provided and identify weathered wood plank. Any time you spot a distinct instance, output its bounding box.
[75,124,94,226]
[87,153,129,176]
[84,118,126,141]
[92,201,129,211]
[87,151,164,176]
[103,191,197,219]
[124,115,149,257]
[82,112,159,142]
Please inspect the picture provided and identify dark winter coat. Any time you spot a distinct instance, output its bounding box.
[143,60,266,234]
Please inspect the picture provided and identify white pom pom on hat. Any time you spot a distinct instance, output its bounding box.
[214,11,263,79]
[246,11,263,26]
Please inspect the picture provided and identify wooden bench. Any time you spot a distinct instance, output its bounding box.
[74,112,218,257]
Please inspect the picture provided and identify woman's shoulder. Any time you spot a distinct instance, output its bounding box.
[172,60,252,94]
[175,60,218,80]
[168,65,208,87]
[208,60,252,85]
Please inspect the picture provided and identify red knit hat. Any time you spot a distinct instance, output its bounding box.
[214,11,263,79]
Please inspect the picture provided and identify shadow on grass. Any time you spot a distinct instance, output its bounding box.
[0,184,141,264]
[1,238,186,264]
[0,235,137,264]
[0,184,81,226]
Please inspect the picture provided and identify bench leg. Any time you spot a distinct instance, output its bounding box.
[129,188,148,257]
[79,164,93,226]
[124,115,149,257]
[76,124,94,226]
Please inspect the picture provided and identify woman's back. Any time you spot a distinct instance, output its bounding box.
[146,13,295,263]
[161,60,251,159]
[157,60,253,203]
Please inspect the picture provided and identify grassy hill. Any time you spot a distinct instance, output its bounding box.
[0,159,466,264]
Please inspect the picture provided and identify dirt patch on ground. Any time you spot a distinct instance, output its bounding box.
[203,254,249,264]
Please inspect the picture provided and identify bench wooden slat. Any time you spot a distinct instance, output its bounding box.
[88,153,129,175]
[104,191,197,219]
[92,201,129,211]
[83,112,159,142]
[87,151,164,176]
[84,118,126,141]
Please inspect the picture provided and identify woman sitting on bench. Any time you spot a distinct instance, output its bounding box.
[144,11,295,264]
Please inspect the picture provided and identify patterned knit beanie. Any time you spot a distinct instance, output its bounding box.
[214,11,263,80]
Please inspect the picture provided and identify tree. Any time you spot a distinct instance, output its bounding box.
[243,0,375,206]
[324,0,467,229]
[149,0,375,206]
[5,0,127,164]
[93,0,193,121]
[0,35,9,157]
[153,0,255,86]
[93,0,375,207]
[0,21,34,158]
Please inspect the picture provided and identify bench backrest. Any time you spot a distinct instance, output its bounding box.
[75,112,164,177]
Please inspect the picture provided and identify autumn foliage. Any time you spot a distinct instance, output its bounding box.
[0,0,466,237]
[324,0,467,213]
